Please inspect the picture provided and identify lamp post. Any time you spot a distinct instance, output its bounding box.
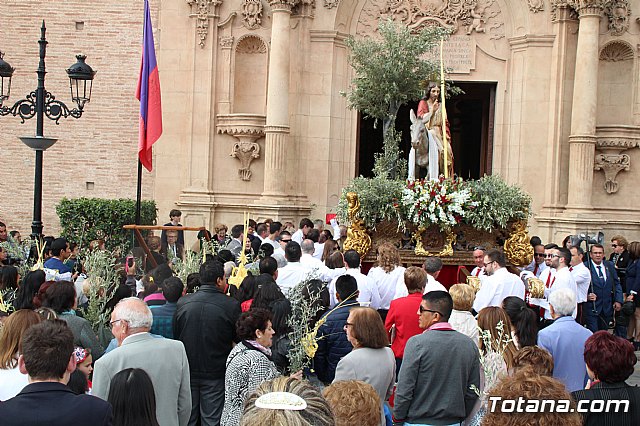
[0,21,96,238]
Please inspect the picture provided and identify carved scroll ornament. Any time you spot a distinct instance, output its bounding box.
[242,0,263,29]
[526,0,545,12]
[594,153,630,194]
[186,0,222,48]
[217,114,266,181]
[231,141,261,181]
[360,0,505,40]
[343,192,372,259]
[606,0,631,36]
[503,218,534,267]
[566,0,610,15]
[324,0,340,8]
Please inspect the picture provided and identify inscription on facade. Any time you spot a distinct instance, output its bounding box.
[440,35,476,74]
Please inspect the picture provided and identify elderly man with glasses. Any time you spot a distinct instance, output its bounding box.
[394,291,480,426]
[93,297,192,426]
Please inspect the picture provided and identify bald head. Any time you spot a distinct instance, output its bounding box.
[301,239,315,255]
[473,248,485,268]
[111,297,153,345]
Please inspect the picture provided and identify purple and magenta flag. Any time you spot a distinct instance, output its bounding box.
[136,0,162,172]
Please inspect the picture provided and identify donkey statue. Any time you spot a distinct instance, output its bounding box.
[409,108,441,181]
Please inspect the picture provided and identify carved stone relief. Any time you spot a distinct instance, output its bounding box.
[220,35,235,49]
[594,153,630,194]
[357,0,505,41]
[594,129,640,194]
[242,0,263,30]
[186,0,222,48]
[217,114,266,181]
[605,0,631,36]
[566,0,610,15]
[236,35,268,53]
[550,0,578,21]
[599,40,634,61]
[293,0,315,16]
[324,0,340,8]
[231,141,261,181]
[526,0,545,12]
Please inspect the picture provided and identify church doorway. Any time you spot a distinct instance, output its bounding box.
[356,82,496,179]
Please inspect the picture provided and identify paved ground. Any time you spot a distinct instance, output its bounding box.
[628,351,640,386]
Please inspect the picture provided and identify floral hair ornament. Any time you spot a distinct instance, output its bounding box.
[73,347,89,364]
[255,392,307,411]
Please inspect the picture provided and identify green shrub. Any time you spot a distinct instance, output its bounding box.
[463,175,531,231]
[56,198,157,252]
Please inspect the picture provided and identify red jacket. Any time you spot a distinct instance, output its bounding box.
[385,292,424,359]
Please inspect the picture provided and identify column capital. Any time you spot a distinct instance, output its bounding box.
[568,0,609,17]
[269,0,298,12]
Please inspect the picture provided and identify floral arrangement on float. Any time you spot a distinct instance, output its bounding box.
[337,174,531,233]
[401,176,475,231]
[336,174,533,263]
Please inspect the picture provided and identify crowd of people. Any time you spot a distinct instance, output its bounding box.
[0,215,639,425]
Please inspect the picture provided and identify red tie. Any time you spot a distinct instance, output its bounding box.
[475,268,481,277]
[533,264,539,276]
[569,266,573,272]
[540,274,556,319]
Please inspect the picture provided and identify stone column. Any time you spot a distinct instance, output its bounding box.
[566,1,606,211]
[261,0,297,200]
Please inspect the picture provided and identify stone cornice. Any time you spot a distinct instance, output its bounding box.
[216,114,266,136]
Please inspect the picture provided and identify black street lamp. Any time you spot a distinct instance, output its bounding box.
[0,21,96,238]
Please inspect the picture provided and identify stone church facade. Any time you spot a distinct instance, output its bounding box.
[2,0,639,247]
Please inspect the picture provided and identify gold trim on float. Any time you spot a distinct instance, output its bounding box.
[413,227,456,257]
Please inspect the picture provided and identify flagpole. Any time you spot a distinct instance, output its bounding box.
[135,159,142,225]
[439,38,449,179]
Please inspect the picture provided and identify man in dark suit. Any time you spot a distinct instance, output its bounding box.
[161,229,184,261]
[584,244,623,334]
[0,320,112,425]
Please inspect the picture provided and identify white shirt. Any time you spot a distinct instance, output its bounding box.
[313,242,324,260]
[472,267,525,313]
[0,364,28,401]
[540,267,578,319]
[328,268,382,310]
[265,237,280,250]
[292,229,304,245]
[300,253,329,274]
[449,310,479,346]
[394,273,446,299]
[276,261,312,296]
[571,263,591,303]
[368,266,406,310]
[523,259,548,277]
[423,274,447,294]
[470,266,486,277]
[529,267,556,310]
[591,261,607,280]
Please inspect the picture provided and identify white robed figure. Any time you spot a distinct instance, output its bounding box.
[408,83,454,181]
